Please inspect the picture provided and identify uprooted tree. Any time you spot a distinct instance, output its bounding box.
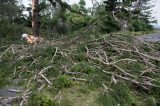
[1,33,160,106]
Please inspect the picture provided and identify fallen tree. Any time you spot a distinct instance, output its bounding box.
[0,34,160,105]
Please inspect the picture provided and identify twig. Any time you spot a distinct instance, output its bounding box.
[8,89,23,93]
[84,21,97,32]
[53,91,62,100]
[0,45,13,61]
[39,73,52,85]
[113,64,136,78]
[37,84,45,92]
[27,74,37,88]
[70,78,87,81]
[102,84,114,92]
[119,48,160,61]
[50,47,58,63]
[38,66,53,85]
[102,70,160,88]
[39,66,53,74]
[65,71,87,76]
[103,38,122,55]
[20,89,32,106]
[88,52,136,65]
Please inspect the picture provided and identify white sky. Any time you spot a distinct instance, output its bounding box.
[23,0,160,24]
[152,0,160,24]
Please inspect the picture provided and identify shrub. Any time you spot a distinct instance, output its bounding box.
[0,22,26,38]
[53,75,72,89]
[97,83,137,106]
[29,94,55,106]
[71,62,95,74]
[73,53,88,62]
[95,5,120,33]
[129,19,153,31]
[146,97,157,106]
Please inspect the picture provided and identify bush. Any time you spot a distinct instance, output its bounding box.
[65,3,92,32]
[0,22,26,38]
[129,19,153,31]
[66,13,91,31]
[146,97,157,106]
[29,94,55,106]
[53,75,72,89]
[73,53,88,62]
[0,21,27,45]
[95,6,120,33]
[97,83,137,106]
[71,62,95,74]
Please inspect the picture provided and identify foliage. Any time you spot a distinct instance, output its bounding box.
[0,22,26,38]
[102,0,154,33]
[130,19,153,31]
[29,94,55,106]
[0,0,26,39]
[53,75,72,89]
[0,0,24,21]
[73,53,88,62]
[146,97,157,106]
[9,0,154,35]
[97,83,137,106]
[71,62,95,74]
[60,99,74,106]
[65,3,92,31]
[95,5,120,33]
[0,62,12,88]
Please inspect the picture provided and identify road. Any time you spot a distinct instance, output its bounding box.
[136,33,160,42]
[0,87,23,105]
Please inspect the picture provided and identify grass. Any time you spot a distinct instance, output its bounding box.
[61,84,100,106]
[29,93,56,106]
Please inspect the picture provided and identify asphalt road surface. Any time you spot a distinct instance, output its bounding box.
[136,33,160,42]
[0,87,23,105]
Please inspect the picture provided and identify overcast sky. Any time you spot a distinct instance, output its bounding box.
[23,0,160,24]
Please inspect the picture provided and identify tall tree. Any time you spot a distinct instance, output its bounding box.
[0,0,25,38]
[31,0,85,37]
[32,0,40,37]
[103,0,154,31]
[0,0,23,22]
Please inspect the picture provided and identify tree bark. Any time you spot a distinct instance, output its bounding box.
[32,0,40,37]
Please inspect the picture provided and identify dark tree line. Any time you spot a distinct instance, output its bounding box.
[0,0,156,38]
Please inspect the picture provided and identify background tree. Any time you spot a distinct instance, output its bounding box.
[0,0,25,38]
[101,0,155,32]
[129,0,156,31]
[65,1,92,31]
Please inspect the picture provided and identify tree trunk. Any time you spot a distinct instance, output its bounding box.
[32,0,40,37]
